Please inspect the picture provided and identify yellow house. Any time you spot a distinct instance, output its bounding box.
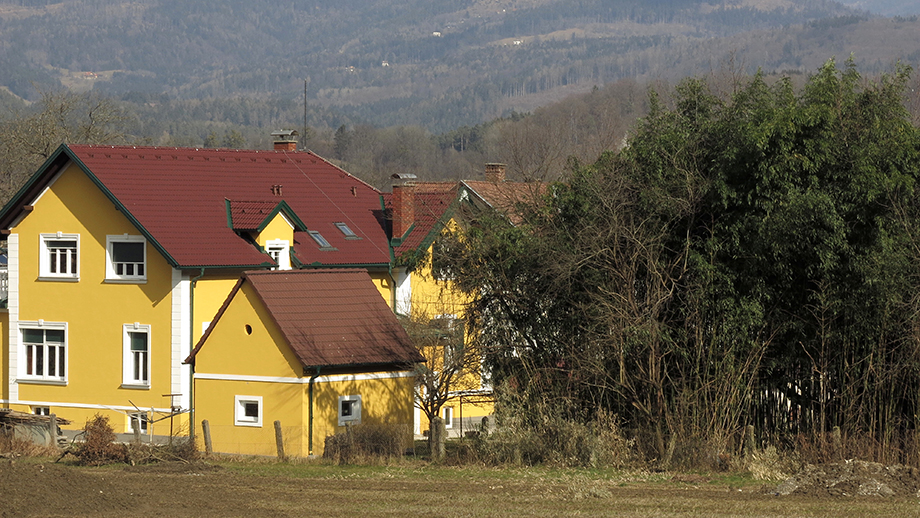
[185,269,422,457]
[0,141,399,443]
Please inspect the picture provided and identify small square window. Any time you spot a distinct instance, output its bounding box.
[106,235,147,282]
[338,395,362,426]
[39,233,79,280]
[33,406,50,416]
[235,395,262,427]
[129,412,149,434]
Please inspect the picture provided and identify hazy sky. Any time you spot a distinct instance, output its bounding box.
[839,0,920,16]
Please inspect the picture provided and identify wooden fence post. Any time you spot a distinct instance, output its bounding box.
[274,420,285,461]
[430,416,446,461]
[48,414,58,448]
[201,420,213,455]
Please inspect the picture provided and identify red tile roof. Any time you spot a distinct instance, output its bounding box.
[189,269,422,368]
[228,200,289,231]
[4,144,392,268]
[383,187,457,257]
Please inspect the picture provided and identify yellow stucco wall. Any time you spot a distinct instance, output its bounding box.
[370,270,393,308]
[9,163,177,429]
[409,222,493,424]
[253,213,294,248]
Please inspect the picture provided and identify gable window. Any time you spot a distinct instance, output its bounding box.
[235,395,263,427]
[106,235,146,282]
[122,323,151,388]
[334,222,360,240]
[338,395,362,426]
[39,233,79,280]
[431,236,455,281]
[20,322,67,382]
[265,239,291,270]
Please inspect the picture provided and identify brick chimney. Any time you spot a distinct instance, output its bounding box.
[485,163,506,183]
[271,129,299,152]
[391,173,417,239]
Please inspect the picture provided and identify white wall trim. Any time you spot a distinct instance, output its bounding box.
[194,370,415,385]
[7,233,19,401]
[170,269,191,410]
[0,398,171,414]
[394,266,411,316]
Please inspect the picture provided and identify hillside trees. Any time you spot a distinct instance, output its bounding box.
[446,60,920,465]
[0,89,129,202]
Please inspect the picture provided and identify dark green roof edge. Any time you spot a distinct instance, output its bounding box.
[62,145,182,268]
[257,200,309,233]
[0,145,71,229]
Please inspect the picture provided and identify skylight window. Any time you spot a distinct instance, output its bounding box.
[308,230,336,251]
[334,222,360,240]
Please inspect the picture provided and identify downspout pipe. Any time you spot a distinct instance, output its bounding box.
[188,267,206,440]
[308,366,321,457]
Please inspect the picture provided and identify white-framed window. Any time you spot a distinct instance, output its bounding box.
[129,411,149,434]
[432,315,465,366]
[443,406,454,429]
[33,406,50,416]
[235,395,262,427]
[20,322,67,382]
[338,394,362,426]
[39,233,79,280]
[106,235,146,282]
[265,239,291,270]
[122,323,151,388]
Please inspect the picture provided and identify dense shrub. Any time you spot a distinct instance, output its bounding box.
[72,415,128,466]
[323,424,409,464]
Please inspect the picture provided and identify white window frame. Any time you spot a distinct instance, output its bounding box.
[235,395,263,427]
[105,235,147,283]
[33,406,50,416]
[19,321,68,384]
[265,239,291,270]
[122,323,151,388]
[129,411,149,434]
[338,394,362,426]
[39,233,79,281]
[443,406,454,429]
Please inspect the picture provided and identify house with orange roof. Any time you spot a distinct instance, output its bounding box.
[185,269,422,457]
[0,136,415,451]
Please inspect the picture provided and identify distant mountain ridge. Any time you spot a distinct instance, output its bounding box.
[0,0,913,132]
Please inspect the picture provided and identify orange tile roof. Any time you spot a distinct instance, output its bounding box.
[189,269,422,368]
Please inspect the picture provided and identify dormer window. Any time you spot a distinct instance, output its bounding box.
[265,239,291,270]
[308,231,336,251]
[334,222,360,240]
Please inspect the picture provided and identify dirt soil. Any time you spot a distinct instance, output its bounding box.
[2,458,919,517]
[773,460,920,497]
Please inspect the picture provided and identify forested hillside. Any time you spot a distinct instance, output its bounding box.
[0,0,874,133]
